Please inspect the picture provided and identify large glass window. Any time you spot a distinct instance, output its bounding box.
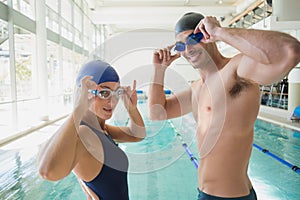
[62,47,76,94]
[47,41,72,119]
[92,25,97,50]
[14,26,35,100]
[83,16,91,50]
[14,26,41,131]
[47,40,60,97]
[74,0,81,7]
[82,0,88,15]
[0,19,12,140]
[74,7,82,31]
[74,7,82,46]
[74,29,81,46]
[0,0,97,144]
[46,6,59,33]
[0,0,7,5]
[61,0,72,24]
[0,19,10,103]
[46,0,58,13]
[61,18,73,39]
[13,0,35,20]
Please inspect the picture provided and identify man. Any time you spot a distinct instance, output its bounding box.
[149,12,300,199]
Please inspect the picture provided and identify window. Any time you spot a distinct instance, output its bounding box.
[0,19,10,103]
[13,0,35,20]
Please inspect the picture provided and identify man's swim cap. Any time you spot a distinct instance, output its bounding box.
[76,60,120,86]
[175,12,205,35]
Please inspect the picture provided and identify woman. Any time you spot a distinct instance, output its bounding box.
[38,60,146,200]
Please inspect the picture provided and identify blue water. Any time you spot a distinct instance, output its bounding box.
[0,102,300,199]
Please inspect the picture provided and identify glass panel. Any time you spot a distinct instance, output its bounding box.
[62,47,76,94]
[61,18,72,39]
[45,0,58,13]
[14,26,35,100]
[0,103,13,140]
[83,16,91,50]
[74,28,81,46]
[83,0,88,15]
[0,19,12,138]
[0,19,11,103]
[74,7,82,31]
[13,0,35,20]
[47,40,60,97]
[0,0,7,5]
[92,25,96,50]
[83,15,91,38]
[46,6,59,33]
[14,26,39,131]
[74,0,81,7]
[61,0,72,25]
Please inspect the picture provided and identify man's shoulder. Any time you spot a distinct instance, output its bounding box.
[190,79,203,89]
[225,54,242,68]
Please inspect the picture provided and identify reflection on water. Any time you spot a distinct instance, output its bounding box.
[0,149,85,200]
[0,117,300,199]
[254,119,300,166]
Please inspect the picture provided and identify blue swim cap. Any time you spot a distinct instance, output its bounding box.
[175,12,204,35]
[76,60,120,86]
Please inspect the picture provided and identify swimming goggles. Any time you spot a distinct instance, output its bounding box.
[88,88,124,99]
[174,32,203,52]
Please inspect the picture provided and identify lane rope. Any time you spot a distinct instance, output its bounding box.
[168,120,199,169]
[120,113,299,174]
[252,143,300,174]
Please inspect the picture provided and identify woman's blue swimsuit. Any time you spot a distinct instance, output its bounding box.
[81,122,129,200]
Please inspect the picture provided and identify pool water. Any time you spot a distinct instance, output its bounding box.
[0,102,299,200]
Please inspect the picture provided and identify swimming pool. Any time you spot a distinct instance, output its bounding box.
[0,101,299,200]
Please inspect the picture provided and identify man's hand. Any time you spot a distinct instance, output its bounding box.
[194,16,222,43]
[153,45,180,70]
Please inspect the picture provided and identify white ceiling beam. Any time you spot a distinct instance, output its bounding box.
[95,0,237,7]
[91,6,236,25]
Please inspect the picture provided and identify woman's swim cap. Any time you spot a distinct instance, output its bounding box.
[175,12,205,35]
[76,60,120,86]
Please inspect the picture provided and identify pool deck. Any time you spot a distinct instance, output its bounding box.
[258,112,300,132]
[1,109,300,149]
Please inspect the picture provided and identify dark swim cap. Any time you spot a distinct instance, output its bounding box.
[76,60,120,86]
[175,12,205,35]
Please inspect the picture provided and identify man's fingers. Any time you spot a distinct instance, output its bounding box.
[170,53,181,62]
[167,44,175,51]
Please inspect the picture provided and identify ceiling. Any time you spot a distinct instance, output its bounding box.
[87,0,263,33]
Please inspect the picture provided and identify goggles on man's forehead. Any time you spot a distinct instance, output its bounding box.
[174,32,203,52]
[88,88,124,99]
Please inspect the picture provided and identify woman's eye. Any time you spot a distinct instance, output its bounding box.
[100,91,110,97]
[117,89,124,96]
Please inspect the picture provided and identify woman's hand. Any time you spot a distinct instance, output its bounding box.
[73,76,97,121]
[74,76,97,111]
[122,80,138,112]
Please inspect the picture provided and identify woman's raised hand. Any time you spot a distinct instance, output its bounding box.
[122,80,138,112]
